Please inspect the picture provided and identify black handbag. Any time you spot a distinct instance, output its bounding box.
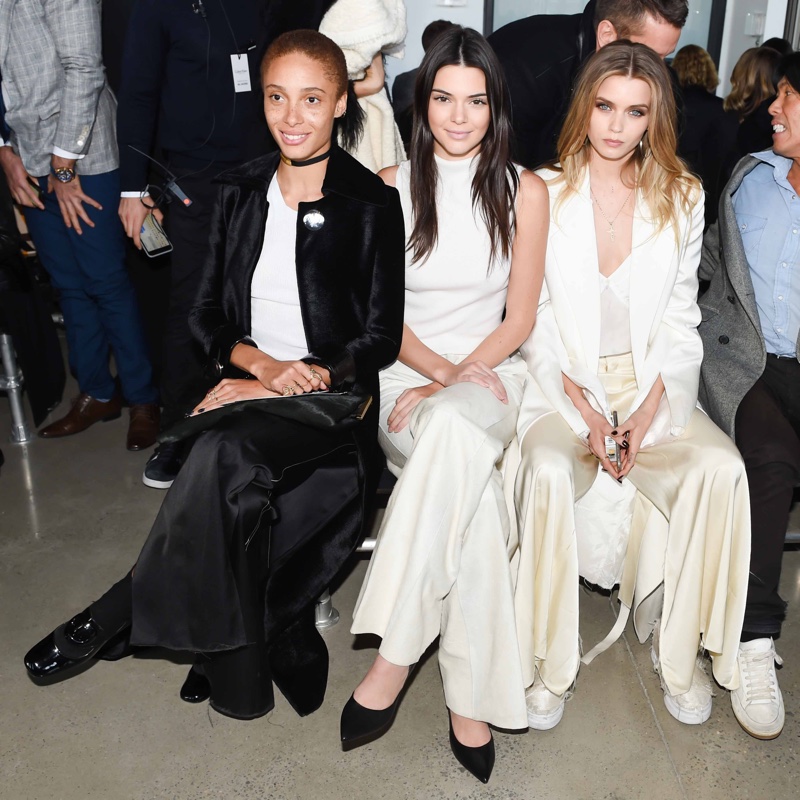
[158,391,372,445]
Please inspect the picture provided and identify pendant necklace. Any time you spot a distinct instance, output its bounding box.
[590,185,634,242]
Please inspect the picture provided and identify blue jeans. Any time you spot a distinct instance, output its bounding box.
[24,170,157,405]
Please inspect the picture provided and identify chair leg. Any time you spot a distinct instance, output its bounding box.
[0,333,33,443]
[314,589,340,630]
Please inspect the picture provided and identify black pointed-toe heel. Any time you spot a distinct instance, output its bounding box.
[180,664,211,703]
[24,609,131,680]
[340,692,403,750]
[448,722,495,784]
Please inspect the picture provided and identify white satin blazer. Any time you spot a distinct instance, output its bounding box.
[518,167,705,449]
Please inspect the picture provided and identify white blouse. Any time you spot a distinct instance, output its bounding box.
[598,255,632,357]
[250,177,309,361]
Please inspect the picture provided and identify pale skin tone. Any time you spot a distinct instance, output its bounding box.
[353,64,549,747]
[564,74,666,480]
[596,14,682,59]
[190,51,348,415]
[0,149,103,234]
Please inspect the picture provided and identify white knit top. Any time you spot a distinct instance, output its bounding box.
[395,155,514,356]
[250,177,308,361]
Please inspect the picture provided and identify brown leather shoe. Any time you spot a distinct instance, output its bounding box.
[39,394,123,438]
[127,403,160,451]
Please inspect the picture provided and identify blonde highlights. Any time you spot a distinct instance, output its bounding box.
[552,40,698,240]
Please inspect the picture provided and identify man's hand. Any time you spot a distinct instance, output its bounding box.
[0,147,44,209]
[119,197,164,249]
[48,155,102,234]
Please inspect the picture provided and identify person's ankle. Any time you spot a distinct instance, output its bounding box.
[449,710,491,747]
[353,656,409,710]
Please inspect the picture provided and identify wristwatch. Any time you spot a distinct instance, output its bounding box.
[52,166,76,183]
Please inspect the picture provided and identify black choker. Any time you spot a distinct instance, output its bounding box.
[280,148,332,167]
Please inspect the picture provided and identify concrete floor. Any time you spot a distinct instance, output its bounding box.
[1,382,799,800]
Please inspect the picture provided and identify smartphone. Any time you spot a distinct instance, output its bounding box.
[604,410,621,471]
[140,212,173,257]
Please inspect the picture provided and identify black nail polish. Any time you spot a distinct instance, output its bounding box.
[611,429,618,435]
[197,407,205,413]
[617,478,623,483]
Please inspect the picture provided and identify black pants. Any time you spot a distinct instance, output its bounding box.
[160,171,222,429]
[734,354,800,637]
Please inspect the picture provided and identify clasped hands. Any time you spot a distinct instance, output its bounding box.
[191,359,331,415]
[582,404,654,480]
[387,359,506,433]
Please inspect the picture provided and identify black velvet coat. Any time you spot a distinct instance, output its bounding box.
[187,144,405,643]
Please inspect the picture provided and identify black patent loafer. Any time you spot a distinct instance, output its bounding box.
[449,722,495,784]
[180,665,211,703]
[24,609,130,680]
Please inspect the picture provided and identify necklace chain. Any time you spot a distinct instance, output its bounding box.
[590,185,634,242]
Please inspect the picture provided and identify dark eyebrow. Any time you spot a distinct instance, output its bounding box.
[431,87,488,98]
[596,95,649,111]
[264,83,328,94]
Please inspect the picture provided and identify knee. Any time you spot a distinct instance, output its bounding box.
[517,432,575,490]
[739,431,800,478]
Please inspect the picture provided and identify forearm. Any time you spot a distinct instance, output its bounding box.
[464,314,536,369]
[562,373,594,417]
[397,324,453,385]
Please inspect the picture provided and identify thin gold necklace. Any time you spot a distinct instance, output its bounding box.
[590,185,634,242]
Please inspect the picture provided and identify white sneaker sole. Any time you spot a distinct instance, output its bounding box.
[527,701,565,731]
[141,473,174,489]
[731,695,785,740]
[651,648,711,725]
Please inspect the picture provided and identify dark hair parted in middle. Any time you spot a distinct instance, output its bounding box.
[408,25,519,266]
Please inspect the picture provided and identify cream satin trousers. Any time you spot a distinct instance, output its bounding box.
[352,356,529,729]
[515,353,751,697]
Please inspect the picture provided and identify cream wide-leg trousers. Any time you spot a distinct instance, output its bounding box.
[514,353,751,697]
[352,355,529,729]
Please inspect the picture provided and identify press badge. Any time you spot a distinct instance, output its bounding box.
[231,54,251,93]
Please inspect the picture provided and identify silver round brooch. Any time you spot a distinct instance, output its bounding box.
[303,209,325,231]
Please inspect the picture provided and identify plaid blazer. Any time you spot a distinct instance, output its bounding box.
[0,0,118,177]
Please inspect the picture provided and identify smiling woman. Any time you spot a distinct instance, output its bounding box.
[23,30,406,724]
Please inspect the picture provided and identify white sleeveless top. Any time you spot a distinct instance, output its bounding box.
[250,177,309,361]
[598,255,632,357]
[395,155,514,356]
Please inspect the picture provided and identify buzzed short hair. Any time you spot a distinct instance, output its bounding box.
[595,0,689,36]
[261,29,348,97]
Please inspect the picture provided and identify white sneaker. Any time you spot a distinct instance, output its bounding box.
[731,638,784,740]
[526,671,567,730]
[651,627,712,725]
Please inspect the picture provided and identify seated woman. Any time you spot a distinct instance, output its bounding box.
[514,41,750,731]
[23,30,405,720]
[341,26,547,783]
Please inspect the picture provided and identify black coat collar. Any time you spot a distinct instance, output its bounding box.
[216,144,389,207]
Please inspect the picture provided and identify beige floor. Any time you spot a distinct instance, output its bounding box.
[0,379,798,800]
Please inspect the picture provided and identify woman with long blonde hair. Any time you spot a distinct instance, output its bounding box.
[513,41,751,732]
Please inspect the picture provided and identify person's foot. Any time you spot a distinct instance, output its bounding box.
[448,711,494,783]
[526,670,567,730]
[352,654,410,711]
[731,638,784,739]
[449,710,491,747]
[38,393,122,438]
[651,631,712,725]
[127,403,160,451]
[142,441,185,489]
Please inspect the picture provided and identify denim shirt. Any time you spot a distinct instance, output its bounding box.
[732,149,800,357]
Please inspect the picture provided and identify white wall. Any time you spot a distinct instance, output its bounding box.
[385,0,485,88]
[718,0,788,96]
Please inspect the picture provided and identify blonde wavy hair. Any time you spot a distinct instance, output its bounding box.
[551,40,699,241]
[723,47,779,120]
[673,44,719,92]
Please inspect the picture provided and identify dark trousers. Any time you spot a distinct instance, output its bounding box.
[23,170,157,405]
[734,354,800,637]
[160,171,221,429]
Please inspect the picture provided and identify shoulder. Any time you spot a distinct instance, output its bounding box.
[378,164,399,187]
[517,168,549,205]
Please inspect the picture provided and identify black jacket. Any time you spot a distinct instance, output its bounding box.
[489,0,596,169]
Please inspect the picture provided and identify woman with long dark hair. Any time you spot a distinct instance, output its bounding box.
[23,30,404,721]
[513,41,750,732]
[340,26,548,782]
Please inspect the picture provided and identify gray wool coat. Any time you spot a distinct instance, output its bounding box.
[698,154,800,438]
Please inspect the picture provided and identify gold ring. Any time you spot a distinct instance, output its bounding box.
[211,389,217,401]
[309,368,321,381]
[282,385,293,396]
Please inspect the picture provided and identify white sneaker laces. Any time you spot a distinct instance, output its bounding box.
[740,646,783,705]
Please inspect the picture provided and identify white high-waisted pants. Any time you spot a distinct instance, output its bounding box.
[351,355,529,729]
[514,353,751,697]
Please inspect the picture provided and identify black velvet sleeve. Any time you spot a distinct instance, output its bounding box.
[307,187,405,390]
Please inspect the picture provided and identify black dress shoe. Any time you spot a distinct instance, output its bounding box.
[180,665,211,703]
[448,722,495,784]
[340,664,416,750]
[24,608,130,680]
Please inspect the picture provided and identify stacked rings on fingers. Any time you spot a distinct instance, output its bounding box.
[282,385,293,396]
[309,368,322,381]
